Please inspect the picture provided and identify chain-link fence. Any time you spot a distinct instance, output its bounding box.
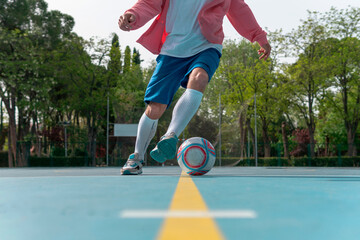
[0,140,358,167]
[216,142,360,167]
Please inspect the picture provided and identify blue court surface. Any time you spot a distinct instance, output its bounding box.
[1,167,360,240]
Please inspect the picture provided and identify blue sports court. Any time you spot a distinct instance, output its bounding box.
[1,166,360,240]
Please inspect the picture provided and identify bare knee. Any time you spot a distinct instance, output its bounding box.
[145,102,167,119]
[187,68,209,93]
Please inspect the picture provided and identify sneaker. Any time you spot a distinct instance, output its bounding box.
[121,153,144,175]
[150,132,178,163]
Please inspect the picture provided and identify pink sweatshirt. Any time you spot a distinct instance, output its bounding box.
[126,0,268,55]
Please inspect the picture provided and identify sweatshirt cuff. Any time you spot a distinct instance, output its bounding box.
[124,9,140,30]
[256,35,269,46]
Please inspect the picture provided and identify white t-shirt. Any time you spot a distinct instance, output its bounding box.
[160,0,222,57]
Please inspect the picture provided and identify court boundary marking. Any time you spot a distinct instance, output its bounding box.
[120,210,257,219]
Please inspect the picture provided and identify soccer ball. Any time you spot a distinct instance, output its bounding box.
[177,137,216,176]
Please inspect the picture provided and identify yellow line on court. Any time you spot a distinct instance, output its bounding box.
[157,172,225,240]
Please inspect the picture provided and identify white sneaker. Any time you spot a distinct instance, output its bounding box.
[121,153,144,175]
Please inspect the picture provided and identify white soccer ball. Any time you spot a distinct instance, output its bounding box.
[177,137,216,176]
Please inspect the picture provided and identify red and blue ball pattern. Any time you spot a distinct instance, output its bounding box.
[177,137,216,176]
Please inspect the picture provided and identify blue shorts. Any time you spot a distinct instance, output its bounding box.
[144,48,221,107]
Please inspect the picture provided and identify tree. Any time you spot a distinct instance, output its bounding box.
[283,11,332,157]
[123,46,131,74]
[205,40,279,159]
[208,40,255,159]
[53,36,111,165]
[324,7,360,156]
[112,44,146,125]
[108,33,122,79]
[316,94,347,156]
[132,47,142,65]
[0,0,74,166]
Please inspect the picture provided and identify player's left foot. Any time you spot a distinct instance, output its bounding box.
[150,132,178,163]
[121,153,144,175]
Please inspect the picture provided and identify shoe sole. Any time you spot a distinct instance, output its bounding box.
[150,148,167,163]
[151,138,177,163]
[121,168,142,175]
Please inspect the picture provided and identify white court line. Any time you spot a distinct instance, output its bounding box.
[120,210,257,219]
[2,175,360,179]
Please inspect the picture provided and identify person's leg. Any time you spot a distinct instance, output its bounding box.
[122,54,187,174]
[121,102,166,175]
[135,102,167,160]
[165,67,208,137]
[150,49,221,163]
[150,68,208,163]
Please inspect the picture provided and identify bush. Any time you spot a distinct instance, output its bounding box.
[235,157,292,167]
[0,152,8,167]
[233,156,360,167]
[51,147,65,157]
[74,148,87,157]
[29,156,88,167]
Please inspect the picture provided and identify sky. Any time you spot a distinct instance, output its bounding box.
[45,0,359,67]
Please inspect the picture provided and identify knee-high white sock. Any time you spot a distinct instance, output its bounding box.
[166,89,203,137]
[135,113,158,160]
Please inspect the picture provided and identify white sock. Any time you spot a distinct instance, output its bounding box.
[166,89,203,137]
[135,113,158,160]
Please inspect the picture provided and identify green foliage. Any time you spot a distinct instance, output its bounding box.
[123,46,131,74]
[28,156,87,167]
[51,146,65,157]
[234,156,360,167]
[278,8,360,156]
[0,152,8,167]
[132,47,142,65]
[316,95,347,145]
[52,36,108,116]
[1,3,359,165]
[0,126,7,151]
[206,39,282,157]
[108,33,122,81]
[112,45,146,124]
[186,115,218,143]
[199,6,360,159]
[0,0,76,166]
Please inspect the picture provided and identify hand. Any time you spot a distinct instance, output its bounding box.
[118,13,136,31]
[258,43,271,61]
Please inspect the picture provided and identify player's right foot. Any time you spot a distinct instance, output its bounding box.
[121,153,144,175]
[150,132,178,163]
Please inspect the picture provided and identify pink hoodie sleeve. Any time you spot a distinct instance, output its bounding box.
[125,0,164,30]
[226,0,268,46]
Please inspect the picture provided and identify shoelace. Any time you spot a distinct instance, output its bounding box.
[126,160,137,167]
[127,160,144,167]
